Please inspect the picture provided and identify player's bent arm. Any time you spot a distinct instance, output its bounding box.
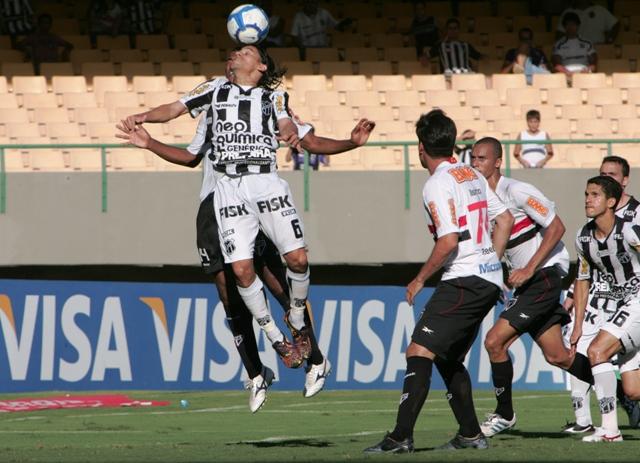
[277,117,300,148]
[125,101,188,129]
[300,132,356,154]
[407,233,459,305]
[522,215,565,273]
[146,138,202,168]
[492,210,514,259]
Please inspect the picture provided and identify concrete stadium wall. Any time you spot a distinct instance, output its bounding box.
[0,169,637,265]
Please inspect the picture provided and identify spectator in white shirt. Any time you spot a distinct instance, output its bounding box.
[290,0,352,57]
[552,12,597,76]
[557,0,619,44]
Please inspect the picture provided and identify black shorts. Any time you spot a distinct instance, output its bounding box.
[500,266,570,339]
[196,192,282,275]
[412,276,501,362]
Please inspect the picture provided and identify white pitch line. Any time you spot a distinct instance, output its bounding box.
[230,429,385,445]
[0,430,146,434]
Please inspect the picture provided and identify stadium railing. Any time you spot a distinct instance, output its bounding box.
[0,138,638,214]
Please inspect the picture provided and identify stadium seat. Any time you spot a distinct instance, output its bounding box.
[332,75,367,92]
[147,49,183,64]
[172,75,206,94]
[0,108,30,124]
[612,73,640,90]
[3,149,28,171]
[61,35,92,49]
[318,106,356,122]
[131,76,168,94]
[282,61,314,76]
[397,106,423,123]
[160,62,195,77]
[292,75,327,93]
[565,147,605,168]
[71,50,106,73]
[109,148,154,170]
[30,150,68,171]
[451,74,487,91]
[96,35,130,50]
[595,44,618,59]
[88,77,129,105]
[532,73,567,90]
[120,62,155,78]
[488,32,517,49]
[330,32,367,48]
[479,105,516,121]
[576,118,613,136]
[506,88,542,108]
[73,108,110,124]
[478,60,504,75]
[1,62,35,79]
[169,118,200,142]
[22,93,58,109]
[621,44,640,59]
[306,48,340,62]
[174,34,208,50]
[618,118,640,135]
[200,17,228,36]
[601,104,637,120]
[186,49,220,63]
[357,18,391,34]
[168,18,198,35]
[358,61,393,75]
[561,104,597,120]
[81,62,116,79]
[110,49,145,63]
[371,75,407,91]
[474,17,508,33]
[199,62,227,78]
[143,91,179,108]
[384,90,423,107]
[424,89,462,107]
[370,33,405,48]
[345,47,380,62]
[544,118,572,133]
[86,122,121,143]
[493,119,525,135]
[212,32,236,50]
[52,76,87,94]
[432,105,475,120]
[587,88,623,106]
[306,90,341,108]
[318,61,354,75]
[0,77,7,93]
[62,91,98,109]
[102,91,140,109]
[0,94,18,108]
[111,106,145,122]
[626,88,640,105]
[39,62,75,79]
[455,118,489,133]
[572,73,607,89]
[394,62,427,77]
[547,88,583,105]
[492,74,528,103]
[0,50,26,62]
[411,75,447,91]
[465,89,501,107]
[12,76,47,94]
[69,149,103,171]
[512,16,546,32]
[268,48,301,63]
[136,34,170,50]
[47,122,82,138]
[384,47,419,62]
[33,108,70,124]
[5,123,42,138]
[357,105,396,121]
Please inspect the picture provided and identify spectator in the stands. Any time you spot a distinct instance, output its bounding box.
[454,129,476,165]
[261,0,288,47]
[409,1,439,63]
[290,0,353,58]
[427,18,482,75]
[557,0,619,44]
[514,109,554,169]
[0,0,34,46]
[552,12,597,76]
[88,0,124,39]
[128,0,160,34]
[18,14,73,75]
[502,28,550,84]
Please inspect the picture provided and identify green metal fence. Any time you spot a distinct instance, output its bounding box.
[0,138,638,215]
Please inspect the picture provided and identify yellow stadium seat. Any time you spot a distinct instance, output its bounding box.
[33,108,70,124]
[143,91,179,108]
[212,32,237,50]
[345,47,380,62]
[479,105,516,121]
[292,75,328,93]
[147,48,183,63]
[318,106,356,122]
[268,48,301,63]
[306,90,341,109]
[3,149,28,171]
[0,108,30,125]
[587,88,623,105]
[111,106,143,122]
[357,17,391,34]
[199,62,227,78]
[73,108,110,123]
[282,61,315,76]
[612,73,640,89]
[120,62,155,78]
[0,94,18,108]
[626,88,640,105]
[30,150,68,171]
[598,60,631,76]
[87,122,121,142]
[136,34,170,50]
[47,122,82,138]
[595,44,618,59]
[132,76,168,94]
[306,48,340,62]
[561,104,597,120]
[358,61,393,75]
[174,34,208,50]
[547,88,583,105]
[81,62,116,79]
[332,75,367,92]
[384,47,419,62]
[102,91,141,109]
[0,76,7,93]
[22,93,58,109]
[69,149,103,171]
[424,89,462,106]
[96,35,130,50]
[432,105,475,120]
[5,123,41,138]
[52,76,87,94]
[506,88,542,108]
[617,118,639,135]
[572,73,607,89]
[411,75,447,91]
[168,18,198,34]
[575,118,613,136]
[384,90,423,107]
[159,62,194,77]
[465,89,501,107]
[621,44,640,59]
[330,32,368,48]
[172,75,207,94]
[186,49,220,63]
[492,74,528,103]
[318,61,354,76]
[2,62,34,79]
[397,106,423,123]
[39,62,75,79]
[602,104,637,120]
[565,147,605,168]
[110,49,145,63]
[371,75,407,91]
[108,148,154,170]
[493,119,525,135]
[532,73,567,90]
[357,105,395,121]
[70,49,105,72]
[451,74,487,90]
[370,33,405,48]
[512,16,546,32]
[0,50,26,62]
[474,17,508,33]
[12,76,47,94]
[61,35,92,49]
[92,76,128,104]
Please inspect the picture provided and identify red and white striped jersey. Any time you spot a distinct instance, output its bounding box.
[494,176,570,274]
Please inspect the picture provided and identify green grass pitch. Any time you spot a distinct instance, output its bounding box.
[0,390,638,462]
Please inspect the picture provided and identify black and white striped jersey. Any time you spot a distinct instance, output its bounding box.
[586,196,640,313]
[179,77,290,175]
[128,0,158,34]
[0,0,33,35]
[429,40,481,73]
[576,215,640,307]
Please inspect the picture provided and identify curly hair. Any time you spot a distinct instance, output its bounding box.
[256,46,287,90]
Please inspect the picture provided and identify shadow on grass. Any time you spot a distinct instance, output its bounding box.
[228,438,334,448]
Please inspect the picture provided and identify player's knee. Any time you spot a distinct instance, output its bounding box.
[484,333,506,358]
[587,344,608,366]
[625,385,640,401]
[285,251,308,273]
[543,349,571,368]
[231,262,256,286]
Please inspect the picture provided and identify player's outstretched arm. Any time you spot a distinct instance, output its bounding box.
[121,101,189,131]
[570,279,589,350]
[492,210,515,260]
[116,123,201,168]
[508,215,565,288]
[406,233,458,305]
[300,118,376,155]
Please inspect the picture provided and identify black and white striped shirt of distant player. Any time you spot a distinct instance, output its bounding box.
[178,77,289,176]
[581,196,640,316]
[429,40,481,74]
[576,214,640,308]
[0,0,33,35]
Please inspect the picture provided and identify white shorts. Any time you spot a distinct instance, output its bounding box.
[563,301,603,355]
[213,172,305,263]
[601,300,640,374]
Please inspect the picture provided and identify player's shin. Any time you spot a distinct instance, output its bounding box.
[490,359,514,420]
[567,353,595,384]
[570,375,593,427]
[390,356,433,441]
[437,360,482,438]
[286,267,310,330]
[226,313,263,379]
[236,277,284,344]
[592,363,619,434]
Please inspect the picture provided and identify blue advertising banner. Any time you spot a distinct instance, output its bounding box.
[0,280,568,392]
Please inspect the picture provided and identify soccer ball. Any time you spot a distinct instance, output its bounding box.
[227,4,270,45]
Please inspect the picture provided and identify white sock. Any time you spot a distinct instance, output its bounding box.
[286,267,310,330]
[237,277,283,344]
[592,363,619,434]
[570,375,592,427]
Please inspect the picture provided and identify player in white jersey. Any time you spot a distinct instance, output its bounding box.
[562,156,640,434]
[117,108,374,410]
[572,175,640,442]
[365,110,514,454]
[469,137,596,437]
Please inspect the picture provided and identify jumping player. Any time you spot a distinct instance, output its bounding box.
[365,110,514,454]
